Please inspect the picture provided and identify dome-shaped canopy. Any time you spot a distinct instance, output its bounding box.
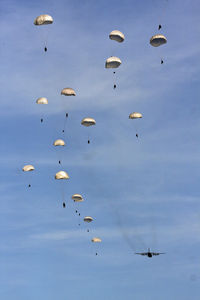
[34,14,53,25]
[72,194,84,202]
[150,34,167,47]
[105,56,122,68]
[129,112,143,119]
[36,97,48,104]
[55,171,69,180]
[53,139,65,146]
[61,88,76,96]
[84,216,93,223]
[91,237,101,243]
[109,30,125,43]
[22,165,35,172]
[81,118,96,127]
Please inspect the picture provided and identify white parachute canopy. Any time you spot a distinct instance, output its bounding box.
[81,118,96,127]
[61,88,76,96]
[53,139,65,146]
[72,194,84,202]
[150,34,167,47]
[22,165,35,172]
[91,237,102,243]
[34,14,53,25]
[36,97,48,104]
[55,171,69,180]
[105,56,122,69]
[129,112,143,119]
[109,30,125,43]
[84,216,93,223]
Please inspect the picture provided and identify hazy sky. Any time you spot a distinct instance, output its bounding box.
[0,0,200,299]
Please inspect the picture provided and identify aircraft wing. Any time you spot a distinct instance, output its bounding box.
[152,252,165,256]
[135,252,148,256]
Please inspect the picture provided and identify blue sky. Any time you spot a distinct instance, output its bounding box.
[0,0,200,299]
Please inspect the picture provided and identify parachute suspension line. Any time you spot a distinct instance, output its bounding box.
[133,121,139,139]
[87,133,90,144]
[61,182,65,206]
[113,71,117,89]
[62,113,69,137]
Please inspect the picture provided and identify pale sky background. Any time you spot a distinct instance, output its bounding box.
[0,0,200,299]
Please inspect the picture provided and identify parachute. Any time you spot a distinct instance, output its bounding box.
[34,15,53,52]
[55,171,69,180]
[36,97,48,122]
[84,216,93,223]
[34,15,53,25]
[105,56,122,69]
[61,88,76,96]
[53,139,65,165]
[105,56,122,89]
[150,34,167,47]
[109,30,125,43]
[22,165,35,188]
[150,34,167,65]
[22,165,35,172]
[60,88,76,132]
[81,118,96,143]
[72,194,84,202]
[129,112,143,138]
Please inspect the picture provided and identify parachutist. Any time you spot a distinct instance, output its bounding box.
[76,210,78,213]
[66,113,68,118]
[44,47,47,52]
[161,59,164,64]
[113,84,116,89]
[63,202,66,208]
[78,224,80,226]
[79,213,80,216]
[28,184,31,188]
[59,160,61,165]
[87,229,89,232]
[40,118,43,123]
[62,130,65,133]
[88,140,90,144]
[136,133,138,138]
[96,253,98,256]
[113,71,116,74]
[158,24,162,30]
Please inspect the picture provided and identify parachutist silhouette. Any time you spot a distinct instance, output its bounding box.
[59,160,61,165]
[113,84,116,89]
[44,47,47,52]
[79,213,80,216]
[96,253,98,256]
[66,113,68,118]
[87,229,89,232]
[136,133,138,138]
[158,24,162,30]
[62,130,64,133]
[75,210,78,213]
[63,202,66,208]
[113,71,116,74]
[41,118,43,123]
[88,140,90,144]
[28,184,31,188]
[161,59,164,64]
